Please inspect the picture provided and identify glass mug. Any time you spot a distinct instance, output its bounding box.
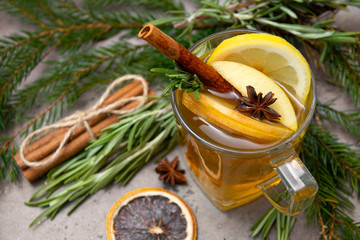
[170,29,318,216]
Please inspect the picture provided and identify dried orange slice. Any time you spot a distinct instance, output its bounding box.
[106,187,197,240]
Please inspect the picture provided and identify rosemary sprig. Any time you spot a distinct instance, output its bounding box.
[25,99,178,227]
[151,66,203,99]
[250,207,295,240]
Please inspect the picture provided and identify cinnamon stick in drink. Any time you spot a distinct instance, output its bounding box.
[138,24,234,93]
[14,80,144,170]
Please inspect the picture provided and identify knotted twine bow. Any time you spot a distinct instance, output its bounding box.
[20,74,149,167]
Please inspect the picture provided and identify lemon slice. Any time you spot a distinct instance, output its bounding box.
[210,61,298,132]
[207,33,311,104]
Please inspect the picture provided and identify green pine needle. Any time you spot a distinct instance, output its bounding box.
[316,102,360,140]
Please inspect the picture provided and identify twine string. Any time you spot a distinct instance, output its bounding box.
[20,74,149,168]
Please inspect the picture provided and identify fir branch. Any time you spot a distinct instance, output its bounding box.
[1,0,48,28]
[36,0,65,28]
[1,0,167,130]
[307,125,360,188]
[304,125,360,239]
[322,44,360,108]
[0,139,20,182]
[0,23,143,125]
[316,101,360,140]
[0,0,158,29]
[84,0,184,11]
[9,42,161,114]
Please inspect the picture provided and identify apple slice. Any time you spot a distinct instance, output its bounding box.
[182,91,293,142]
[209,61,298,132]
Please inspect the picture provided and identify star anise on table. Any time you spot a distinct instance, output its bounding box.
[235,85,281,120]
[155,157,187,187]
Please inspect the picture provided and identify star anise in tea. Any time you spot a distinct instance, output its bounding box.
[235,85,281,120]
[155,157,187,187]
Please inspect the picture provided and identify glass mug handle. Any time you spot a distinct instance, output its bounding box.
[258,149,318,216]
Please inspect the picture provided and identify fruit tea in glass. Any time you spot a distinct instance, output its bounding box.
[170,29,318,216]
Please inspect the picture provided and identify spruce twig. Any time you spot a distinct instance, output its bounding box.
[316,102,360,140]
[304,125,360,239]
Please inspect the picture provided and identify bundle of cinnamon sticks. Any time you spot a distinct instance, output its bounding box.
[15,78,154,182]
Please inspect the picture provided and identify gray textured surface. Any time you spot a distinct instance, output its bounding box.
[1,5,360,240]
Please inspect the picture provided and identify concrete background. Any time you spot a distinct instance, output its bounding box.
[1,4,359,240]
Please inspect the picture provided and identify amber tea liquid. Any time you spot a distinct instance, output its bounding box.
[173,53,313,210]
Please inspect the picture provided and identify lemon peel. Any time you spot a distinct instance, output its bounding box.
[207,33,311,104]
